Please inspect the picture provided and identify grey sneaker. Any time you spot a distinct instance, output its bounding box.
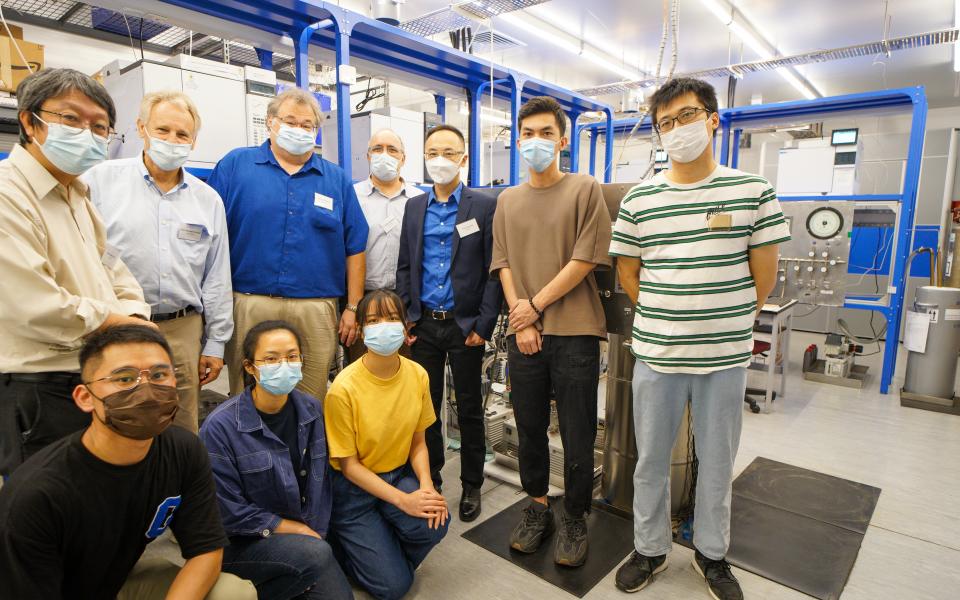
[693,550,743,600]
[509,501,554,553]
[554,511,588,567]
[615,551,667,592]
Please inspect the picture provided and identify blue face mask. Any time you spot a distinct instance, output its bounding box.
[520,137,557,173]
[363,322,406,356]
[275,123,316,155]
[146,135,191,171]
[256,361,303,395]
[34,114,108,175]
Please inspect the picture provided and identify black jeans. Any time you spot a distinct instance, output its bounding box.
[0,373,88,476]
[507,335,600,517]
[411,318,485,490]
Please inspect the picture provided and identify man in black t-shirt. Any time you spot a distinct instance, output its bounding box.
[0,325,256,600]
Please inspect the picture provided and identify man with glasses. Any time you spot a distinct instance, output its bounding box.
[347,128,421,363]
[83,91,233,434]
[208,88,368,399]
[0,68,152,477]
[0,324,256,599]
[611,78,789,600]
[396,124,502,521]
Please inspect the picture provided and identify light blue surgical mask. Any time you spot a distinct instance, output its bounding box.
[275,123,316,155]
[146,135,191,171]
[33,114,108,175]
[363,322,406,356]
[519,137,557,173]
[257,361,303,395]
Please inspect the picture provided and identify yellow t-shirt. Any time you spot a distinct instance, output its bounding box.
[324,356,436,473]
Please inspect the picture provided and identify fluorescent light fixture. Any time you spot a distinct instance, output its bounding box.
[498,12,643,80]
[955,0,960,71]
[459,104,513,126]
[699,0,819,99]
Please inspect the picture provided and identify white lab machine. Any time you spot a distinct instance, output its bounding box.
[100,54,249,169]
[243,65,276,148]
[776,131,862,196]
[321,107,426,184]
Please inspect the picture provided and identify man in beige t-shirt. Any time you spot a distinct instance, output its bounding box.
[490,96,611,568]
[0,69,152,476]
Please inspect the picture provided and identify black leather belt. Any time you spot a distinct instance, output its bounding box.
[150,306,197,322]
[3,372,83,385]
[427,309,454,321]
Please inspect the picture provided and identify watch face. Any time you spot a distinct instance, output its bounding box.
[806,207,844,240]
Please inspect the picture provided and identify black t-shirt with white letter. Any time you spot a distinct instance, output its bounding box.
[0,426,227,600]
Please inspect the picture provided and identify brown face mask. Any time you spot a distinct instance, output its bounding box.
[90,382,180,440]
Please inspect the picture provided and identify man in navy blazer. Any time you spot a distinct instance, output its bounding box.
[396,124,502,522]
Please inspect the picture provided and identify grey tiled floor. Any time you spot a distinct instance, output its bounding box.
[153,331,960,599]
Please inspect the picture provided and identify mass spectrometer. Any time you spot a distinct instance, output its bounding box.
[776,131,862,196]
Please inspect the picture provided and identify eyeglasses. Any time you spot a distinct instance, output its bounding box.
[85,365,176,390]
[424,150,463,161]
[36,109,117,142]
[369,145,403,158]
[656,107,711,133]
[277,117,317,132]
[253,353,304,366]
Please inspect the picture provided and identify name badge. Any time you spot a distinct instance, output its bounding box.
[382,215,398,233]
[314,193,334,210]
[456,218,480,238]
[177,224,204,242]
[706,211,731,231]
[101,245,121,269]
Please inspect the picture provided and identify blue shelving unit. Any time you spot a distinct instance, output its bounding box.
[155,0,616,185]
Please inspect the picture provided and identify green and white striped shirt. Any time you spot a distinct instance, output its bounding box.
[609,165,791,374]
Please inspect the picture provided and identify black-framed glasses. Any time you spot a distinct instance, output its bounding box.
[656,107,711,133]
[424,150,463,161]
[253,353,304,366]
[85,365,176,390]
[36,109,117,142]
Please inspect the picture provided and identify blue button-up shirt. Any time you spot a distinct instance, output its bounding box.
[199,387,332,537]
[420,183,461,311]
[82,156,233,357]
[207,142,368,298]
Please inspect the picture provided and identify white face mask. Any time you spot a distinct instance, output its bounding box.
[659,119,712,164]
[426,156,461,185]
[369,151,400,182]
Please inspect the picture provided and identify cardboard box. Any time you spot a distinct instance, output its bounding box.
[1,37,44,93]
[2,24,23,39]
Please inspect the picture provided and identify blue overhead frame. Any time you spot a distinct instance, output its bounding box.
[718,87,928,395]
[157,0,614,185]
[582,116,654,178]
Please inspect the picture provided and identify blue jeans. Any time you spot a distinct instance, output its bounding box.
[222,533,353,600]
[329,466,448,600]
[631,361,747,560]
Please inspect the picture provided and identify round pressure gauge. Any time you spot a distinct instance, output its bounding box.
[806,207,844,240]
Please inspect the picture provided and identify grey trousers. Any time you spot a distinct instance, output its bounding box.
[631,360,747,560]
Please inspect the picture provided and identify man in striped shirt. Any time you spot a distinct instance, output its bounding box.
[609,78,790,600]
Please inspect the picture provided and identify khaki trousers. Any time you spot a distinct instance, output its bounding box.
[226,293,338,399]
[158,313,203,433]
[117,556,256,600]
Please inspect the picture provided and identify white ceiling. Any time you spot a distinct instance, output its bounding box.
[396,0,958,108]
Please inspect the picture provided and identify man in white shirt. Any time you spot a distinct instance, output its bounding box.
[84,91,233,433]
[347,128,420,362]
[610,78,790,600]
[0,68,152,476]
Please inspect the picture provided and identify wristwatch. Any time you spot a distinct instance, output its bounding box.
[345,303,358,313]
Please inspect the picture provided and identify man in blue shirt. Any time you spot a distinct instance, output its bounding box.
[84,91,233,433]
[207,88,368,399]
[397,124,502,522]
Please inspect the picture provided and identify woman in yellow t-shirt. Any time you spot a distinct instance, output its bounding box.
[324,289,449,600]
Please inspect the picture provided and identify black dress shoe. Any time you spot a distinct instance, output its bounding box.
[459,486,482,522]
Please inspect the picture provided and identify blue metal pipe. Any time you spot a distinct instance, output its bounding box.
[509,75,523,185]
[255,48,273,69]
[467,81,482,186]
[295,19,333,88]
[588,131,598,177]
[731,129,742,169]
[434,94,446,122]
[603,107,614,183]
[567,112,582,174]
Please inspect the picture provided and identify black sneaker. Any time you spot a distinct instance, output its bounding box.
[509,501,554,553]
[693,550,743,600]
[615,551,667,593]
[554,511,588,567]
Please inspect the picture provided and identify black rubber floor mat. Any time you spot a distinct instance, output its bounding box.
[727,458,881,600]
[461,497,634,598]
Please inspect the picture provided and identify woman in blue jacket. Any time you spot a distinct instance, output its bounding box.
[200,320,352,600]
